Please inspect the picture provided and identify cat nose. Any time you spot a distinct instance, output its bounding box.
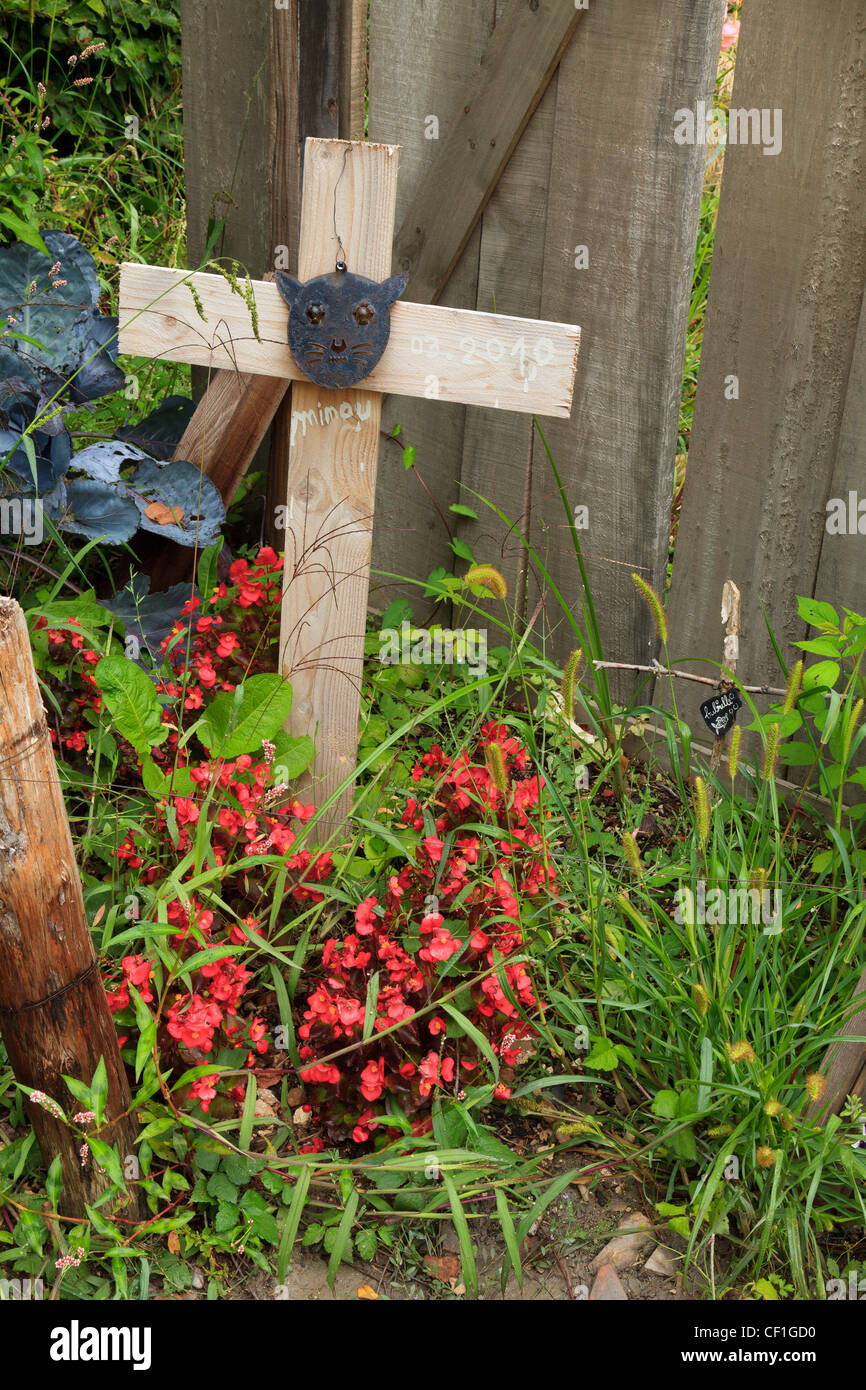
[331,338,347,353]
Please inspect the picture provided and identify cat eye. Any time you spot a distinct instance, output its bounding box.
[305,303,326,324]
[353,302,375,326]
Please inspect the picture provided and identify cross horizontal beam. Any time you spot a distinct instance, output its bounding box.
[118,264,580,418]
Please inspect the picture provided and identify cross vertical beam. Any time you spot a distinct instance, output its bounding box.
[279,140,400,831]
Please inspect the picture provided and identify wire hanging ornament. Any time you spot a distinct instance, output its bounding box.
[275,146,409,389]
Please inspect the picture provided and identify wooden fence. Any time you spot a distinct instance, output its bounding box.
[177,0,866,723]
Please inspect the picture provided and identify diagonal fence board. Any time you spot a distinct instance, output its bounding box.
[665,0,866,741]
[170,370,288,501]
[391,0,585,304]
[117,264,579,417]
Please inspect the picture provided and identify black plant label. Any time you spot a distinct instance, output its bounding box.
[700,689,742,737]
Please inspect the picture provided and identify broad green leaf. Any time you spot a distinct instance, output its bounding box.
[586,1038,619,1071]
[355,1227,377,1261]
[206,1172,239,1204]
[0,211,49,255]
[796,596,839,630]
[651,1089,679,1119]
[87,1136,127,1190]
[196,538,223,606]
[362,972,380,1042]
[91,1057,109,1127]
[197,673,293,757]
[269,729,315,780]
[94,656,168,756]
[802,661,840,692]
[442,1001,499,1079]
[46,1155,63,1213]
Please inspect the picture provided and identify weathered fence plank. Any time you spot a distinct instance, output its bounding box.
[811,292,866,635]
[392,0,584,304]
[368,0,495,606]
[179,0,272,274]
[666,0,866,735]
[456,70,558,625]
[526,0,723,685]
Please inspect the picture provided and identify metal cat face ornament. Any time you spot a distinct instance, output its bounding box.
[275,264,409,389]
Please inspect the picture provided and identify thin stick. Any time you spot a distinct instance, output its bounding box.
[591,659,785,697]
[711,579,741,776]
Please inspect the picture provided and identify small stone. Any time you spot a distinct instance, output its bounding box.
[590,1212,653,1271]
[644,1244,679,1278]
[254,1087,280,1118]
[589,1263,628,1301]
[191,1267,205,1290]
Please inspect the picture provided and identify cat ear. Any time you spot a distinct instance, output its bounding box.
[275,272,303,309]
[379,270,409,307]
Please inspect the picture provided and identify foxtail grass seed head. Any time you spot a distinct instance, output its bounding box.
[693,776,710,847]
[622,830,643,878]
[805,1072,826,1104]
[726,1040,756,1064]
[761,723,780,782]
[692,982,710,1017]
[465,564,507,600]
[843,697,864,767]
[188,282,206,322]
[561,648,584,720]
[727,724,741,782]
[485,741,509,795]
[631,572,668,644]
[781,659,803,716]
[763,1099,783,1117]
[756,1146,776,1169]
[749,865,767,893]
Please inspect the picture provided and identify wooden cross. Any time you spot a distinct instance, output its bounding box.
[118,138,580,836]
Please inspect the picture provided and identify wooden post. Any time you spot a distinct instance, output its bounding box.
[809,967,866,1123]
[0,601,141,1217]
